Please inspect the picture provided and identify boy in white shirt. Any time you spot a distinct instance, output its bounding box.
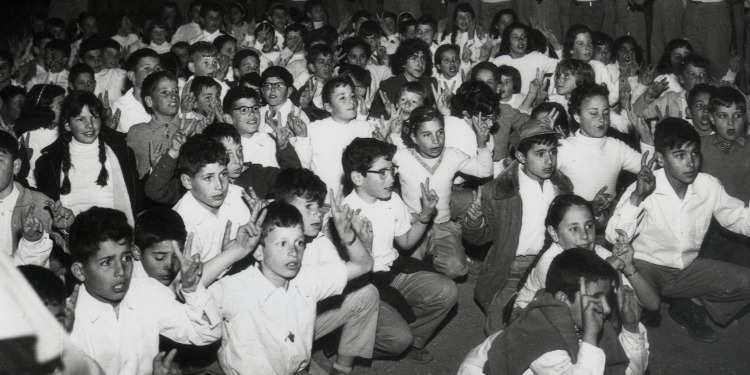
[79,38,127,106]
[209,200,373,375]
[189,2,225,44]
[69,207,221,375]
[186,41,231,102]
[257,66,310,154]
[26,40,70,91]
[606,118,750,343]
[222,86,279,167]
[112,48,160,133]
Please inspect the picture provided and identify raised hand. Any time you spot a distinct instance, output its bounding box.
[431,83,452,116]
[591,186,612,217]
[337,12,353,34]
[351,210,373,252]
[613,229,636,272]
[628,102,654,145]
[329,188,357,243]
[638,64,657,86]
[63,284,80,332]
[378,90,398,118]
[419,178,439,222]
[470,111,491,147]
[173,233,203,293]
[180,80,196,114]
[617,280,641,333]
[373,116,390,142]
[169,126,188,155]
[22,203,44,242]
[299,78,316,109]
[152,349,181,375]
[580,277,606,345]
[180,112,199,137]
[461,41,473,63]
[45,200,75,230]
[284,107,306,138]
[465,188,484,226]
[478,40,492,62]
[632,151,657,205]
[645,78,669,101]
[437,18,448,39]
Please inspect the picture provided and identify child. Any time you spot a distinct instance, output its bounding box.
[460,249,649,375]
[339,37,392,98]
[232,49,260,83]
[112,48,161,133]
[548,59,595,108]
[686,83,717,136]
[433,44,464,95]
[26,40,70,91]
[607,35,643,102]
[342,137,458,363]
[563,24,617,106]
[462,119,571,334]
[606,118,750,342]
[172,0,203,44]
[101,39,123,70]
[208,200,373,373]
[190,1,225,43]
[111,14,141,54]
[495,65,525,110]
[0,86,25,133]
[226,2,254,48]
[79,38,126,106]
[213,34,237,81]
[258,66,310,138]
[305,0,328,29]
[18,265,67,325]
[441,4,486,65]
[186,41,230,102]
[68,63,96,93]
[591,31,613,64]
[68,206,221,375]
[294,76,372,194]
[35,91,141,225]
[633,55,710,122]
[267,3,290,51]
[171,42,191,79]
[253,23,280,73]
[172,134,250,262]
[132,207,187,285]
[138,19,173,55]
[491,23,561,97]
[279,23,309,80]
[654,39,694,95]
[416,15,439,57]
[189,76,222,121]
[222,85,280,167]
[394,106,493,279]
[293,44,335,109]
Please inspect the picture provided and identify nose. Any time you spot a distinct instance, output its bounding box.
[686,155,696,168]
[85,117,96,129]
[213,176,224,190]
[114,259,125,278]
[543,153,552,166]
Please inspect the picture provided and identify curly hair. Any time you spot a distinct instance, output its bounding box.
[389,38,433,76]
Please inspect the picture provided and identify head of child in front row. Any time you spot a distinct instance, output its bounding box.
[569,83,610,138]
[19,265,67,325]
[222,86,261,138]
[555,59,595,98]
[687,83,717,134]
[546,194,596,252]
[69,207,134,307]
[654,118,702,193]
[272,168,328,239]
[709,86,747,142]
[133,207,187,286]
[342,138,398,203]
[402,105,446,159]
[513,119,562,183]
[191,76,221,117]
[322,76,358,123]
[496,65,521,103]
[178,135,230,214]
[188,41,219,78]
[253,201,307,288]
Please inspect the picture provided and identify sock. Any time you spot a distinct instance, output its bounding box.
[332,362,352,374]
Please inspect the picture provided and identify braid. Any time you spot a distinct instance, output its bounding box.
[96,137,109,187]
[60,133,72,195]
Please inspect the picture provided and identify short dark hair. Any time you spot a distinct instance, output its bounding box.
[68,63,95,85]
[709,86,746,114]
[568,83,609,117]
[190,76,221,97]
[101,39,122,52]
[134,207,187,251]
[0,130,20,160]
[233,49,260,70]
[339,37,372,63]
[390,38,433,76]
[546,248,619,302]
[611,35,643,65]
[0,85,26,109]
[203,122,242,144]
[304,0,324,14]
[272,168,328,205]
[678,54,710,77]
[687,83,718,109]
[398,19,417,35]
[498,23,529,56]
[654,117,701,155]
[44,39,71,57]
[556,59,595,87]
[402,105,443,148]
[434,44,460,74]
[342,138,396,185]
[497,65,522,94]
[322,75,354,105]
[69,207,133,262]
[416,15,437,31]
[357,20,381,39]
[0,49,12,65]
[78,38,102,58]
[125,48,159,72]
[188,41,217,63]
[177,134,230,178]
[517,134,559,156]
[592,31,613,49]
[450,81,497,117]
[261,65,293,88]
[395,81,432,107]
[223,86,260,114]
[563,24,593,59]
[141,71,178,114]
[200,1,223,17]
[305,43,333,66]
[18,265,65,306]
[306,25,338,48]
[470,61,500,82]
[33,31,55,48]
[260,201,303,245]
[239,72,262,88]
[284,23,309,40]
[212,34,237,52]
[337,63,372,88]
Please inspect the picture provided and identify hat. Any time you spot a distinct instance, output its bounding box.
[511,119,563,150]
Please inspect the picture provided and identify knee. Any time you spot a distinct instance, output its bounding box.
[349,284,380,314]
[726,271,750,297]
[424,275,459,308]
[375,322,413,356]
[438,258,469,279]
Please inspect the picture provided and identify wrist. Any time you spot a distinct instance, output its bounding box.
[343,230,357,246]
[582,330,599,345]
[623,266,638,277]
[622,321,639,333]
[418,211,433,224]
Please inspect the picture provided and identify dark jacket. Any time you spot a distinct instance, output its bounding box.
[369,74,438,119]
[462,160,573,310]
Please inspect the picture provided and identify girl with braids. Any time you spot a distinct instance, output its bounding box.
[35,91,141,225]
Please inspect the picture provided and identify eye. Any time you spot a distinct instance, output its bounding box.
[154,256,166,261]
[123,255,133,262]
[101,260,110,266]
[570,227,578,232]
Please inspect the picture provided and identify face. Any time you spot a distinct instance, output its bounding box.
[50,26,67,41]
[363,35,381,55]
[688,92,712,132]
[659,142,701,188]
[4,94,24,122]
[82,16,98,38]
[184,162,229,212]
[44,48,66,73]
[679,64,708,92]
[0,149,21,194]
[75,239,133,307]
[262,32,277,52]
[616,42,636,67]
[711,104,746,141]
[571,32,593,62]
[325,84,357,121]
[555,71,577,96]
[508,28,528,57]
[593,44,610,63]
[404,51,427,80]
[309,53,334,80]
[438,49,460,78]
[402,25,416,40]
[219,137,244,179]
[270,8,289,30]
[346,46,368,68]
[416,24,435,45]
[228,97,260,135]
[229,6,245,24]
[191,56,218,78]
[196,86,220,116]
[670,46,691,68]
[284,31,302,50]
[102,48,121,70]
[288,196,323,237]
[145,77,179,116]
[190,5,202,22]
[381,17,397,35]
[162,7,176,25]
[474,69,498,93]
[133,56,162,89]
[50,95,64,125]
[220,42,237,60]
[549,205,595,251]
[174,47,189,66]
[496,14,514,36]
[45,298,65,326]
[262,77,290,107]
[517,142,557,182]
[140,240,180,286]
[358,156,396,200]
[66,105,101,144]
[151,26,168,45]
[456,11,472,31]
[237,55,259,77]
[256,225,306,287]
[83,50,103,73]
[567,279,613,329]
[203,10,222,32]
[411,119,445,158]
[72,72,96,92]
[498,75,515,100]
[574,95,609,138]
[397,91,425,117]
[308,5,326,22]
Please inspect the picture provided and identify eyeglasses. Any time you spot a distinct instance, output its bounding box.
[232,105,261,115]
[365,166,398,179]
[481,114,499,123]
[262,82,286,90]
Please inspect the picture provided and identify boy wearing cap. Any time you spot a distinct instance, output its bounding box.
[463,119,573,334]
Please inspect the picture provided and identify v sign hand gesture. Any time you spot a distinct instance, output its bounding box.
[173,233,203,293]
[418,178,439,223]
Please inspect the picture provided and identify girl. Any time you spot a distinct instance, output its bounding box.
[111,14,140,54]
[35,91,140,225]
[563,24,617,106]
[433,44,464,95]
[15,84,66,188]
[607,35,643,100]
[393,105,492,279]
[488,9,516,43]
[441,4,485,65]
[514,194,659,313]
[655,39,694,94]
[143,20,173,54]
[491,22,560,97]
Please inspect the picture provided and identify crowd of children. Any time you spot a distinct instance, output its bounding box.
[1,1,750,374]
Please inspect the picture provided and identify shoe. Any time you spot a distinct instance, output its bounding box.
[668,299,719,343]
[400,347,434,364]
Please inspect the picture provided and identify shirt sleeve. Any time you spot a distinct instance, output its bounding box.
[154,282,222,345]
[619,323,649,375]
[13,232,53,267]
[295,262,348,301]
[528,343,606,375]
[392,195,413,237]
[710,177,750,237]
[457,147,494,178]
[457,331,503,375]
[605,184,644,244]
[292,136,313,169]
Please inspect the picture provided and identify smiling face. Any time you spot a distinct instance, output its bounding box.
[196,86,220,116]
[151,26,168,45]
[218,137,244,179]
[678,64,708,92]
[571,32,593,62]
[417,24,435,45]
[227,97,260,135]
[456,11,472,32]
[397,91,425,117]
[145,77,179,116]
[262,77,290,107]
[140,240,180,286]
[658,141,701,190]
[711,104,746,142]
[183,162,229,214]
[516,142,557,182]
[688,92,712,132]
[357,156,396,201]
[270,8,289,31]
[75,239,133,307]
[574,95,609,138]
[404,51,427,80]
[508,28,527,57]
[411,119,445,159]
[102,48,121,70]
[255,225,306,287]
[288,196,323,237]
[325,84,357,122]
[549,204,595,251]
[72,72,96,93]
[203,10,222,33]
[438,49,460,79]
[66,105,101,144]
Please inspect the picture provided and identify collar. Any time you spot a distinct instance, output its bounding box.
[493,160,574,200]
[0,182,19,212]
[77,284,125,323]
[246,264,297,304]
[178,188,233,225]
[713,134,746,154]
[652,168,697,198]
[570,130,607,145]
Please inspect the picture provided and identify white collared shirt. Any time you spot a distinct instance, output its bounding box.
[210,263,347,375]
[112,88,152,133]
[190,29,223,44]
[26,70,69,91]
[70,277,221,375]
[94,68,127,106]
[259,99,310,134]
[172,22,202,44]
[301,232,344,266]
[516,163,556,256]
[607,169,750,269]
[241,132,279,167]
[173,184,251,262]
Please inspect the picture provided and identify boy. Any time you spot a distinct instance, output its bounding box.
[173,135,251,262]
[342,138,458,363]
[26,39,70,90]
[68,63,96,93]
[272,168,379,375]
[18,265,68,326]
[190,1,225,44]
[112,48,160,133]
[101,39,123,70]
[186,41,230,101]
[232,49,260,83]
[463,119,572,334]
[460,249,649,375]
[280,23,309,79]
[433,44,464,95]
[208,201,373,374]
[222,85,280,167]
[305,0,328,29]
[259,66,310,137]
[267,3,290,51]
[68,207,221,375]
[416,16,439,57]
[132,207,187,285]
[293,44,335,109]
[686,83,717,137]
[633,55,710,121]
[606,118,750,342]
[294,76,372,194]
[79,38,126,105]
[189,76,222,122]
[254,23,280,73]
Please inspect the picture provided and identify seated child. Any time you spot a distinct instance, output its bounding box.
[337,63,373,120]
[26,39,70,91]
[0,85,25,133]
[686,83,717,137]
[253,23,280,73]
[293,44,335,109]
[69,207,221,375]
[462,119,571,334]
[232,49,260,83]
[189,1,225,44]
[208,201,373,374]
[547,59,595,109]
[257,66,310,145]
[342,138,458,363]
[433,44,464,95]
[222,86,278,167]
[279,23,309,79]
[591,31,613,64]
[339,37,392,98]
[101,39,123,70]
[495,65,524,110]
[78,38,127,106]
[186,41,230,102]
[188,76,222,122]
[459,249,649,375]
[112,48,161,133]
[68,63,96,93]
[563,24,618,106]
[18,264,67,326]
[394,106,493,278]
[633,55,710,122]
[606,118,750,343]
[132,207,186,285]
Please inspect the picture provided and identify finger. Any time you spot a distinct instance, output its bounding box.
[163,348,178,366]
[154,351,167,366]
[69,283,81,307]
[615,229,629,244]
[255,207,268,226]
[640,151,648,168]
[103,91,109,105]
[596,186,608,197]
[172,239,186,266]
[222,220,232,248]
[648,152,657,169]
[580,276,587,297]
[183,232,194,260]
[329,188,338,209]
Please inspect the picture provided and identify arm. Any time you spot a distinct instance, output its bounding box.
[394,179,439,251]
[329,189,374,280]
[144,151,183,206]
[619,324,650,375]
[711,179,750,237]
[276,138,302,169]
[155,282,222,345]
[457,147,494,178]
[457,331,503,375]
[14,233,53,267]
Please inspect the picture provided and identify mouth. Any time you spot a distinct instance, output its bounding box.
[311,222,322,229]
[542,168,554,174]
[684,170,697,178]
[112,283,127,293]
[82,131,96,138]
[727,129,736,136]
[212,193,225,201]
[285,261,300,271]
[168,101,177,108]
[430,147,443,154]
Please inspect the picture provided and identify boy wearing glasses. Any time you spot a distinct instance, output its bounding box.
[258,66,310,136]
[222,85,279,168]
[342,137,458,364]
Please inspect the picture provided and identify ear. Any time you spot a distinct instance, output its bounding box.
[144,96,153,109]
[410,132,418,145]
[223,113,234,124]
[126,71,135,84]
[131,245,142,261]
[573,112,581,124]
[307,63,315,74]
[180,174,193,190]
[188,62,196,74]
[253,244,265,262]
[71,262,86,283]
[12,158,21,176]
[64,121,71,132]
[350,171,364,188]
[547,225,559,243]
[554,290,571,304]
[323,102,333,113]
[515,150,526,165]
[655,151,665,168]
